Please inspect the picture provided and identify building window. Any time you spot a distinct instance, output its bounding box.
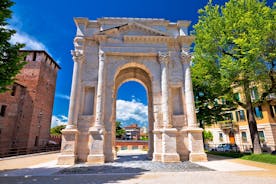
[250,87,259,101]
[270,105,276,118]
[234,93,240,102]
[121,146,127,150]
[221,98,227,105]
[219,133,223,142]
[34,136,39,147]
[33,52,37,61]
[11,85,17,96]
[241,132,247,142]
[254,106,263,119]
[258,131,265,143]
[0,105,7,117]
[236,110,246,121]
[224,113,233,120]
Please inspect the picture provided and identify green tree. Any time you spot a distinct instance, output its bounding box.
[193,0,275,154]
[116,121,125,139]
[50,125,66,135]
[0,0,25,93]
[203,130,213,142]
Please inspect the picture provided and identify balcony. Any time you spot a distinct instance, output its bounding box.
[218,120,239,131]
[267,93,276,100]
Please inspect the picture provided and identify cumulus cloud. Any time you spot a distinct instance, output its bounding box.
[116,99,148,127]
[8,26,47,50]
[51,115,68,128]
[56,93,70,100]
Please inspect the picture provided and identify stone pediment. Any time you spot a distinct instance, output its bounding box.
[95,22,168,37]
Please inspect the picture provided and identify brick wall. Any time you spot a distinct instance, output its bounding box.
[115,140,148,151]
[0,50,60,154]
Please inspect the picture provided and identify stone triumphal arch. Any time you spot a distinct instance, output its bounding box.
[58,17,207,165]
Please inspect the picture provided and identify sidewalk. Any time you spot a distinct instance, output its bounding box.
[0,152,60,171]
[0,152,275,184]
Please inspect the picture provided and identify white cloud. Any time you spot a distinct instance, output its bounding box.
[116,99,148,127]
[7,14,47,51]
[9,28,47,50]
[56,93,70,100]
[51,115,68,128]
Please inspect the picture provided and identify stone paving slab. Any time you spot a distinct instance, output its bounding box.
[195,160,265,171]
[1,171,276,184]
[0,160,69,177]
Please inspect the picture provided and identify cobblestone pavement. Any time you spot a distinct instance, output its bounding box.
[59,154,211,174]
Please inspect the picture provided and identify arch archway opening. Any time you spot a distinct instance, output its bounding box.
[111,67,154,161]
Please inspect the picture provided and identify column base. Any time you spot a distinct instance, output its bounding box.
[189,152,208,162]
[152,153,162,161]
[161,153,180,163]
[87,154,105,164]
[57,155,76,165]
[104,153,115,162]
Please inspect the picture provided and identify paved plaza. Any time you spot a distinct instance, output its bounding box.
[0,151,276,184]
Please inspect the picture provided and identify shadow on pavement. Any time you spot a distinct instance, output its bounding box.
[115,153,150,162]
[0,174,147,184]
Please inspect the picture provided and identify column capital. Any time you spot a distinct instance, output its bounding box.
[158,51,170,65]
[180,48,192,64]
[99,50,105,61]
[71,50,85,63]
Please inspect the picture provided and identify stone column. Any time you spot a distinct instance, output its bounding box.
[181,50,207,162]
[181,50,197,128]
[159,52,171,128]
[57,50,83,165]
[67,50,84,129]
[87,49,105,163]
[94,50,105,128]
[158,52,180,163]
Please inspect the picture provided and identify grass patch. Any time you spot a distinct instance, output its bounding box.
[207,151,248,158]
[241,154,276,165]
[207,151,276,165]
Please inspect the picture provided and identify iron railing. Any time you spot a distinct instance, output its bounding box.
[0,145,60,158]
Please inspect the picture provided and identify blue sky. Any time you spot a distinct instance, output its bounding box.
[9,0,273,128]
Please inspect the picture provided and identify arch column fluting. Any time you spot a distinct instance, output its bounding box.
[57,50,83,165]
[181,49,207,162]
[87,49,106,163]
[159,52,180,162]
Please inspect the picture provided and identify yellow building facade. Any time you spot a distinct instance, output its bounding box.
[205,87,276,152]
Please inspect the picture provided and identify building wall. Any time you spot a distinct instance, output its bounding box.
[205,99,276,152]
[0,83,27,153]
[0,51,60,155]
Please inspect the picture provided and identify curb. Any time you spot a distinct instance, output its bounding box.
[0,151,60,161]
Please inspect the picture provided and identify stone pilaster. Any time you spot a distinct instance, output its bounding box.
[87,49,106,163]
[158,52,180,162]
[57,50,83,165]
[181,50,207,162]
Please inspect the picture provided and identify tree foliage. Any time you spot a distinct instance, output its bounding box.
[0,0,25,93]
[116,121,125,139]
[50,125,66,135]
[193,0,275,153]
[203,130,214,142]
